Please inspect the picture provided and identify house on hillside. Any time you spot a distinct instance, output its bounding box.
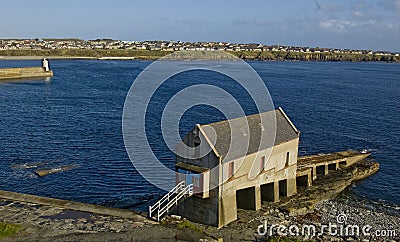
[175,107,300,228]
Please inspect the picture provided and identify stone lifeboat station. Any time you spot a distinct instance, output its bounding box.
[149,107,371,228]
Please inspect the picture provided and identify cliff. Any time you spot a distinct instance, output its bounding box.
[227,50,400,62]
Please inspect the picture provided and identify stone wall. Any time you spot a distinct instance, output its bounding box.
[175,188,220,227]
[0,67,53,80]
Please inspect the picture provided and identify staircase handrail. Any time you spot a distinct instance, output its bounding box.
[149,181,185,218]
[156,183,193,221]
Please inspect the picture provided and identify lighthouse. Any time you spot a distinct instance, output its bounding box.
[42,58,50,72]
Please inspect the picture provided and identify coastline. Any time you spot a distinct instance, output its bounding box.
[1,188,398,241]
[1,49,399,62]
[1,56,399,63]
[1,185,397,241]
[1,157,397,241]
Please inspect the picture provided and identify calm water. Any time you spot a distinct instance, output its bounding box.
[0,60,399,210]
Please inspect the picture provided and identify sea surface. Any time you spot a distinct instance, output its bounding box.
[0,60,399,211]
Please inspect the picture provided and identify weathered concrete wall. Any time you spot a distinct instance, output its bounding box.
[224,138,299,183]
[222,138,299,189]
[219,188,237,226]
[0,67,53,80]
[175,188,220,227]
[216,138,299,227]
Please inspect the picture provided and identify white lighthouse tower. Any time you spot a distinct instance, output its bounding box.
[42,58,50,72]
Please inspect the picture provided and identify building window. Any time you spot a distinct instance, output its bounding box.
[286,152,290,167]
[228,162,234,177]
[260,156,265,172]
[193,175,200,187]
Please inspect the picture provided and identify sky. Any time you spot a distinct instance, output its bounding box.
[0,0,399,52]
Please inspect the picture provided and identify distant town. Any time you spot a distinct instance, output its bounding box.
[0,38,398,56]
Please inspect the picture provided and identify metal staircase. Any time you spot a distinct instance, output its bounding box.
[148,181,193,221]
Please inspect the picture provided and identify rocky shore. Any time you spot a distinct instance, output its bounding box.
[1,158,397,242]
[2,194,397,241]
[0,198,211,241]
[192,195,399,241]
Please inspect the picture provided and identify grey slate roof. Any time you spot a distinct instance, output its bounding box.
[199,108,299,161]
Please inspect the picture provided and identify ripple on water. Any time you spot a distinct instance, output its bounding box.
[0,60,399,208]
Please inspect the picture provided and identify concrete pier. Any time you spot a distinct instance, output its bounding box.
[0,190,146,220]
[0,66,53,81]
[297,150,371,184]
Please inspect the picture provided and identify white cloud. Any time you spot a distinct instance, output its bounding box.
[318,19,354,33]
[317,17,395,34]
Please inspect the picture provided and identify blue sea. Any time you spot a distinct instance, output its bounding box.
[0,59,399,210]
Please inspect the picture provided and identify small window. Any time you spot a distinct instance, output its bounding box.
[193,175,200,187]
[286,152,290,167]
[260,156,265,171]
[193,141,200,147]
[228,162,234,177]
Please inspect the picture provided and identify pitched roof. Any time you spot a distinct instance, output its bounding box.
[198,107,299,161]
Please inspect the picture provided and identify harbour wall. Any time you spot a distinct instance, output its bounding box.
[0,67,53,81]
[0,189,147,221]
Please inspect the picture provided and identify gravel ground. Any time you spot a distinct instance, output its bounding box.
[313,197,400,241]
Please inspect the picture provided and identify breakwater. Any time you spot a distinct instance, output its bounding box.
[0,67,53,81]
